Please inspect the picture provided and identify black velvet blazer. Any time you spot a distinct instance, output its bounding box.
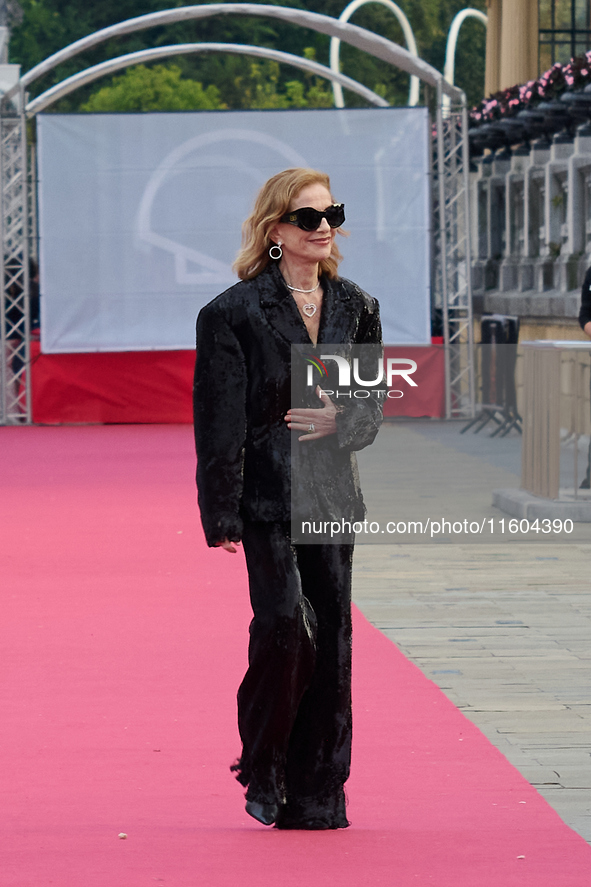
[193,262,383,547]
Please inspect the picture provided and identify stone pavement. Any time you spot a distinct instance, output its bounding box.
[352,420,591,843]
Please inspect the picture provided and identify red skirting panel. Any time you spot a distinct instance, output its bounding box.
[382,344,444,419]
[31,344,444,424]
[31,344,195,425]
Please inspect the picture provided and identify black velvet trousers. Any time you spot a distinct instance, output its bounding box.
[232,521,353,829]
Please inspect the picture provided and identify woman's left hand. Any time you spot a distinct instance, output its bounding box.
[285,386,337,441]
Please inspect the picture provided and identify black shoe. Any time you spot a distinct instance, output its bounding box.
[274,791,350,830]
[245,799,278,825]
[274,809,350,830]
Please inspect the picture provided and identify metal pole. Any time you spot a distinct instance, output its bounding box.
[20,83,30,423]
[436,78,451,418]
[574,353,578,498]
[461,94,476,417]
[0,108,5,424]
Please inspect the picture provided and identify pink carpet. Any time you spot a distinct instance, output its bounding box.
[1,424,589,886]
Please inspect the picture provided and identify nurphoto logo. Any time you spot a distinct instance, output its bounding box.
[304,353,418,400]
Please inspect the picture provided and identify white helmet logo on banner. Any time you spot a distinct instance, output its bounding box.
[135,128,308,287]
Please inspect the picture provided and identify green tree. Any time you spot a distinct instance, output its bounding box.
[227,48,333,110]
[76,56,333,113]
[79,63,225,111]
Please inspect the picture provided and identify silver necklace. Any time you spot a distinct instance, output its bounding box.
[285,281,320,294]
[284,278,320,317]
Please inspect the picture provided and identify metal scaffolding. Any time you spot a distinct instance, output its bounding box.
[0,85,30,424]
[0,4,474,425]
[435,82,475,419]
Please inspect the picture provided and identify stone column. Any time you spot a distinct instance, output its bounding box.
[499,0,539,90]
[485,0,502,96]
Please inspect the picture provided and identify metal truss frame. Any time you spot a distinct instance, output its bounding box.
[435,81,475,419]
[0,85,30,425]
[0,4,474,425]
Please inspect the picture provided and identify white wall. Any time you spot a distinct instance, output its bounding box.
[38,107,430,351]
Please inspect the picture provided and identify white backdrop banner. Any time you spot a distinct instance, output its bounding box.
[37,108,430,352]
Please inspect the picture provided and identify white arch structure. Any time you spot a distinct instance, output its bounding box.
[4,4,460,105]
[26,43,389,117]
[443,8,488,114]
[0,4,473,425]
[329,0,420,109]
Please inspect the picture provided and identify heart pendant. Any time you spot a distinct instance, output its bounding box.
[303,303,317,317]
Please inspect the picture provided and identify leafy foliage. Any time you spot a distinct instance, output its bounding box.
[79,63,225,111]
[77,55,333,112]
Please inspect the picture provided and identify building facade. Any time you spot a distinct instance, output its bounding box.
[475,1,591,341]
[485,1,591,94]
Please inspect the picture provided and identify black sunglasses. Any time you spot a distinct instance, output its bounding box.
[279,203,345,231]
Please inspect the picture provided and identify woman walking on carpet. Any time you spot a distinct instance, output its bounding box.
[193,167,382,829]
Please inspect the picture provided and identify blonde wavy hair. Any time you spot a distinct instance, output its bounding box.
[233,168,345,280]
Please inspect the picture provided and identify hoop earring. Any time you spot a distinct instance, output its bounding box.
[269,241,282,260]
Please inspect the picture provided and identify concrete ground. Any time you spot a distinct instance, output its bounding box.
[352,419,591,843]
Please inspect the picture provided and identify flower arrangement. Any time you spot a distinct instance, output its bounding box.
[469,54,591,128]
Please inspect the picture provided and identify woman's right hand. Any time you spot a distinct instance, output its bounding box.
[214,537,240,553]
